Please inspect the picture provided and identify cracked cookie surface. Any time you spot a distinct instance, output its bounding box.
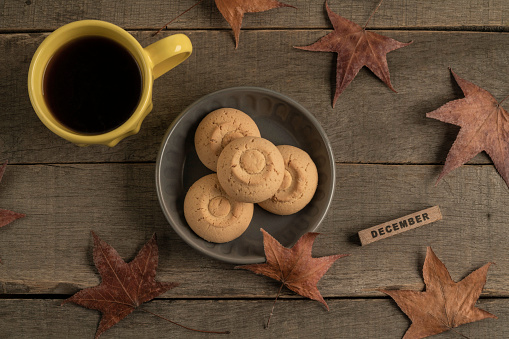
[195,108,261,171]
[217,136,285,203]
[258,145,318,215]
[184,174,254,243]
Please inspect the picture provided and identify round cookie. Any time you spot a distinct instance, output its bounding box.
[195,108,261,171]
[184,174,254,243]
[258,145,318,215]
[217,136,285,203]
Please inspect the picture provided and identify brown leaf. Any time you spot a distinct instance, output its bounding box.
[215,0,295,48]
[380,247,496,339]
[295,1,411,107]
[427,69,509,188]
[0,209,25,229]
[63,232,178,339]
[236,229,349,309]
[0,161,25,229]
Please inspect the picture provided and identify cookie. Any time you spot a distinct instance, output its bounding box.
[217,136,285,203]
[184,174,254,243]
[258,145,318,215]
[195,108,261,171]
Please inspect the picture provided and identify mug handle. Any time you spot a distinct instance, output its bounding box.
[144,34,192,80]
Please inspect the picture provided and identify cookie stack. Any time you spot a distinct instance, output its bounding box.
[184,108,318,243]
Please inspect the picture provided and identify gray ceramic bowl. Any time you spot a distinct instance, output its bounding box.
[156,87,335,264]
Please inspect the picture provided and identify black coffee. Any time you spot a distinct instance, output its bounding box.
[43,36,142,134]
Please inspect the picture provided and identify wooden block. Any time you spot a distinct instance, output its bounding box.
[358,206,442,246]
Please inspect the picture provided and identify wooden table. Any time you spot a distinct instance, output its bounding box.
[1,0,508,337]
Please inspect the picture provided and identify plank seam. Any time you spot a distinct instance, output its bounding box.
[1,26,509,34]
[0,295,507,300]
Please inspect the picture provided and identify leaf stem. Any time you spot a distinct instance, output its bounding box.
[364,0,385,29]
[265,283,284,329]
[498,94,509,106]
[450,328,470,339]
[140,308,230,334]
[154,0,205,36]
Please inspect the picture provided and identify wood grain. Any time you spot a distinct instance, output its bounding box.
[1,0,508,31]
[2,30,509,164]
[2,0,508,337]
[0,298,505,338]
[0,163,507,297]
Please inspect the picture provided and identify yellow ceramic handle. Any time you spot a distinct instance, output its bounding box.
[144,34,192,80]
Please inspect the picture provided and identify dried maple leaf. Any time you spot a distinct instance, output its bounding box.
[295,1,411,107]
[427,69,509,188]
[215,0,295,48]
[380,247,496,339]
[0,161,25,229]
[156,0,295,48]
[63,232,179,338]
[236,228,349,327]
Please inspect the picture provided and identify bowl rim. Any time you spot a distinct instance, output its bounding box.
[155,86,336,264]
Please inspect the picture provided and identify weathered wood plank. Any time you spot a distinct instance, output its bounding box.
[1,30,508,164]
[0,163,507,297]
[0,298,506,338]
[1,0,508,31]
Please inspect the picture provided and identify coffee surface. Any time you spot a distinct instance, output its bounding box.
[43,36,142,134]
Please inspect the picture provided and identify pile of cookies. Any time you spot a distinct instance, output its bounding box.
[184,108,318,243]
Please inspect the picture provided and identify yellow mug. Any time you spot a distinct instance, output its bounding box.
[28,20,192,147]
